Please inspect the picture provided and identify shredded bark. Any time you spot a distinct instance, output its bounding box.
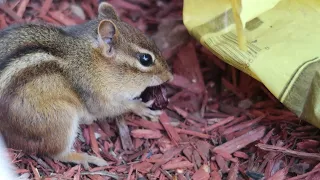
[0,0,319,179]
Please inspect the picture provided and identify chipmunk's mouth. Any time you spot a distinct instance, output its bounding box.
[136,84,169,110]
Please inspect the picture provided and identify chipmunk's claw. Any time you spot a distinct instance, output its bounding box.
[131,99,162,121]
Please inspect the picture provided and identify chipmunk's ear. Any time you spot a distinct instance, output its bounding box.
[98,2,119,20]
[97,20,117,57]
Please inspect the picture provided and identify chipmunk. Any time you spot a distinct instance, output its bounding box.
[0,2,173,169]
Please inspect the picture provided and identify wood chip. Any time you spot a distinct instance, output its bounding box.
[227,162,239,180]
[89,124,101,158]
[48,11,77,25]
[257,143,320,161]
[192,164,210,180]
[131,129,163,139]
[202,116,235,132]
[161,160,194,170]
[117,118,134,151]
[0,4,23,22]
[0,1,319,179]
[159,112,181,145]
[214,126,266,154]
[40,0,53,16]
[16,0,30,17]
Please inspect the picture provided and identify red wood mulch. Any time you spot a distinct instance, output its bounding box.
[0,0,319,179]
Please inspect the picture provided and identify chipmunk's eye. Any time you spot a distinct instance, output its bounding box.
[137,53,154,67]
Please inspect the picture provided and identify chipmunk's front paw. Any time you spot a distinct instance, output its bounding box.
[131,99,162,121]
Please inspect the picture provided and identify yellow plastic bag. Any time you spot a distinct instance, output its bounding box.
[183,0,320,128]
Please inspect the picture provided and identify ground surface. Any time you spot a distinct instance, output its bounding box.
[0,0,319,179]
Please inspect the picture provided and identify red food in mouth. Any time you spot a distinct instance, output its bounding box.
[140,85,168,110]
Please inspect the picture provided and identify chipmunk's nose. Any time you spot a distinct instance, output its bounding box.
[159,71,173,84]
[166,72,174,82]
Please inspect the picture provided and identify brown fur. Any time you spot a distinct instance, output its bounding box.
[0,2,172,169]
[0,61,82,155]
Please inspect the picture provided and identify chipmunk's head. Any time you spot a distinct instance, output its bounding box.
[90,2,173,99]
